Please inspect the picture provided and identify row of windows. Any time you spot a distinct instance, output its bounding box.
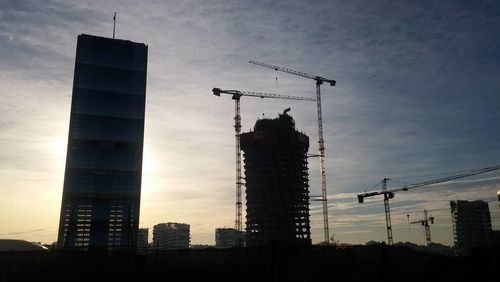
[74,63,146,96]
[66,146,142,171]
[69,113,144,143]
[72,88,145,120]
[77,38,147,72]
[64,169,140,191]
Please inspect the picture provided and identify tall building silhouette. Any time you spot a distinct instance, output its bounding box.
[57,34,148,251]
[241,109,311,246]
[450,200,493,255]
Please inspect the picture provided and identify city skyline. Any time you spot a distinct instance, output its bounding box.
[1,0,500,246]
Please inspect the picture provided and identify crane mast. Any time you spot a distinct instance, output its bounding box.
[315,80,330,243]
[249,60,336,244]
[212,88,315,238]
[234,97,242,232]
[357,165,500,245]
[382,178,393,245]
[410,210,434,246]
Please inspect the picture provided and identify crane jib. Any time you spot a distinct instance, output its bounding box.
[248,60,336,244]
[357,165,500,202]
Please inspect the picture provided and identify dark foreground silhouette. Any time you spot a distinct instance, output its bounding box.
[1,241,498,282]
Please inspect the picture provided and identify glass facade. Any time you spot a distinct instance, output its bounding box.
[57,34,148,251]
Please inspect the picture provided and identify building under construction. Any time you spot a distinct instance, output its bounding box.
[241,109,311,246]
[450,200,493,255]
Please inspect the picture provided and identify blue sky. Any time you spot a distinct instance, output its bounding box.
[0,0,499,246]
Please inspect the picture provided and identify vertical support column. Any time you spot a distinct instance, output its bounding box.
[113,12,116,39]
[382,178,393,245]
[424,210,431,246]
[383,196,393,245]
[233,96,243,233]
[316,80,330,244]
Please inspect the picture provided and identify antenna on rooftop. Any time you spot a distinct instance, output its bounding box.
[113,12,117,39]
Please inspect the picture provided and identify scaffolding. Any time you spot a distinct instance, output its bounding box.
[241,110,311,246]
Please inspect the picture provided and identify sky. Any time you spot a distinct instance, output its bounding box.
[0,0,499,246]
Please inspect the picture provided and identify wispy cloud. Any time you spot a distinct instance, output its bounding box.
[0,228,44,236]
[0,0,499,245]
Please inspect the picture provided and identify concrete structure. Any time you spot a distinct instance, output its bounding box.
[152,223,190,250]
[450,200,493,255]
[57,34,148,251]
[137,228,148,254]
[215,228,244,248]
[240,109,311,246]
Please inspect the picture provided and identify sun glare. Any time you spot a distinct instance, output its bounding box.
[141,145,157,194]
[50,138,67,169]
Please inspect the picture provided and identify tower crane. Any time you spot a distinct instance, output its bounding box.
[212,88,315,237]
[249,60,336,244]
[357,165,500,245]
[410,210,434,246]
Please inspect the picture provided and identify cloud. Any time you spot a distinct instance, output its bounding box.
[0,228,46,237]
[326,172,500,244]
[0,0,499,245]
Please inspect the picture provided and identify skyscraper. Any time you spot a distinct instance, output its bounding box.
[57,34,148,251]
[240,109,311,246]
[450,200,493,255]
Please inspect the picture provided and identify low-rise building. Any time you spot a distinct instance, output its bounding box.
[215,228,245,248]
[152,223,190,250]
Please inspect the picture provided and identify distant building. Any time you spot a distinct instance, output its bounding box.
[450,200,493,255]
[240,109,311,246]
[190,244,214,249]
[152,223,190,250]
[137,228,148,254]
[56,34,148,251]
[215,228,245,248]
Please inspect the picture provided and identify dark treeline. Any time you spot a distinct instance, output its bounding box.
[1,242,499,282]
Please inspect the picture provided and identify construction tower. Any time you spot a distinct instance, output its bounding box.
[241,109,311,246]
